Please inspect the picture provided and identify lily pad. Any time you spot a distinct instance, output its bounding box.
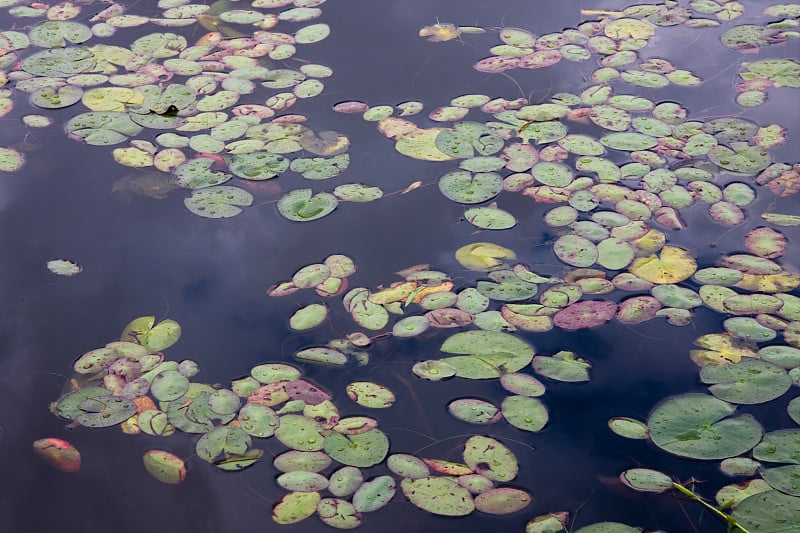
[323,428,389,468]
[143,450,186,484]
[277,189,338,222]
[501,395,548,432]
[439,330,534,379]
[732,490,800,532]
[647,393,763,459]
[33,438,81,473]
[533,351,591,382]
[400,477,475,516]
[447,398,502,425]
[346,382,395,409]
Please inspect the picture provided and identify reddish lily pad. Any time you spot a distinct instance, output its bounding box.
[553,301,617,330]
[33,438,81,473]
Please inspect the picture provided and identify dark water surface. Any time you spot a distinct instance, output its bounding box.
[1,1,799,532]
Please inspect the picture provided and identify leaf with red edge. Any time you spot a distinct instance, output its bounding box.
[33,438,81,472]
[553,300,617,329]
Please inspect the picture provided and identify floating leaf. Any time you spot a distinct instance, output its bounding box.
[33,438,81,473]
[76,395,136,428]
[352,475,396,512]
[647,393,762,459]
[289,304,328,330]
[387,454,430,479]
[439,171,503,204]
[474,487,531,515]
[732,490,800,533]
[533,351,591,382]
[608,417,649,439]
[392,316,430,337]
[553,301,616,330]
[629,246,697,284]
[447,398,502,425]
[47,259,81,276]
[273,491,320,524]
[143,450,186,484]
[464,205,517,229]
[501,395,548,432]
[323,428,389,467]
[554,235,598,268]
[620,468,672,493]
[455,242,516,271]
[439,330,534,379]
[346,382,395,409]
[753,429,800,464]
[277,189,338,222]
[400,477,474,516]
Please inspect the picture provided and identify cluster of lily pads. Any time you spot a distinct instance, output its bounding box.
[1,0,392,218]
[30,0,800,531]
[45,314,560,527]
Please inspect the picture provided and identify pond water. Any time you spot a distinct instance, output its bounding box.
[1,1,799,532]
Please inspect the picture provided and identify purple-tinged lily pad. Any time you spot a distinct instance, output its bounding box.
[553,300,616,330]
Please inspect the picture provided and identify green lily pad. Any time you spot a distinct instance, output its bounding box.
[412,359,457,380]
[393,316,430,337]
[387,454,430,479]
[274,414,326,451]
[708,144,771,174]
[439,330,534,379]
[760,465,800,496]
[400,476,475,516]
[723,317,777,342]
[346,381,395,408]
[532,351,591,382]
[295,347,347,365]
[65,111,142,146]
[229,152,289,180]
[277,188,338,221]
[647,393,763,459]
[608,417,649,439]
[439,170,503,204]
[352,475,396,512]
[196,426,251,463]
[501,395,548,432]
[151,370,189,401]
[464,205,517,230]
[76,395,136,428]
[500,372,546,397]
[272,491,320,524]
[143,450,186,484]
[183,185,253,218]
[289,304,328,330]
[316,498,362,529]
[753,430,800,464]
[619,468,672,493]
[323,428,389,467]
[463,435,519,481]
[474,487,532,515]
[732,490,800,532]
[447,398,502,425]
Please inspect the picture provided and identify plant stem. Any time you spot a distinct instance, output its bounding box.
[671,482,752,533]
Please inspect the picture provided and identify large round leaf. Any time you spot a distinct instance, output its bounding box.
[647,393,762,459]
[700,359,791,404]
[439,330,534,379]
[323,428,389,467]
[439,170,502,204]
[732,490,800,532]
